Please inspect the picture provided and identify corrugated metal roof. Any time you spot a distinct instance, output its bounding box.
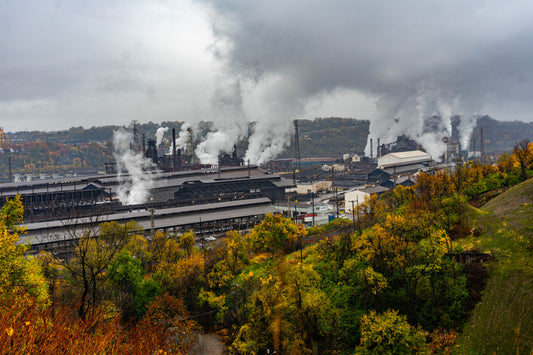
[22,197,272,231]
[383,163,427,174]
[387,150,430,159]
[20,198,276,244]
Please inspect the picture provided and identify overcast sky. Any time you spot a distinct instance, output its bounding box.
[1,0,533,135]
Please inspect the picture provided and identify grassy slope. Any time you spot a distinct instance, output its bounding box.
[454,178,533,354]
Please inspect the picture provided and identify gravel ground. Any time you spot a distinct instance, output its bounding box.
[188,333,226,355]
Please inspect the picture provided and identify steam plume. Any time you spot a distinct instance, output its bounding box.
[113,129,155,205]
[155,126,169,147]
[173,123,194,152]
[195,72,248,164]
[199,1,533,159]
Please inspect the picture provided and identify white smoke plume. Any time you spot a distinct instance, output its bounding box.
[198,1,533,160]
[173,122,194,152]
[195,72,248,164]
[244,120,290,164]
[155,126,169,147]
[368,80,462,158]
[113,129,156,205]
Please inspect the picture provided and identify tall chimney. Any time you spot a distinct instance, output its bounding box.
[480,127,484,159]
[172,128,176,172]
[177,148,182,171]
[377,138,381,158]
[294,120,301,183]
[370,138,373,159]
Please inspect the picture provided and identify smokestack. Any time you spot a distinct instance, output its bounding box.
[377,138,381,158]
[480,127,484,159]
[177,148,182,171]
[294,120,301,182]
[172,128,176,172]
[370,138,373,159]
[133,120,138,149]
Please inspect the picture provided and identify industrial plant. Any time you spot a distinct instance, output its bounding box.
[0,117,493,256]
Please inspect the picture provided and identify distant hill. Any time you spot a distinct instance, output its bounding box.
[1,116,530,181]
[278,117,370,158]
[475,115,533,153]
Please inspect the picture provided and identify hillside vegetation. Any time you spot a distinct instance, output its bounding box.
[454,178,533,354]
[0,140,532,354]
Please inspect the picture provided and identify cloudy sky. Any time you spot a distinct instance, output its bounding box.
[1,0,533,156]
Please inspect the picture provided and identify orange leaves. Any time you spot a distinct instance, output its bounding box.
[4,327,13,337]
[0,294,197,355]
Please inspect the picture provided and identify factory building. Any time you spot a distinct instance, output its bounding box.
[378,150,431,168]
[344,186,390,212]
[296,180,333,194]
[1,166,293,223]
[22,197,277,256]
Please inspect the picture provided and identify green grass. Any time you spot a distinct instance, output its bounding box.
[454,178,533,354]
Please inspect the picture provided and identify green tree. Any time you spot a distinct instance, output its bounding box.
[57,220,137,319]
[512,139,532,181]
[107,249,161,319]
[179,230,195,257]
[245,213,306,255]
[0,196,49,307]
[355,310,428,354]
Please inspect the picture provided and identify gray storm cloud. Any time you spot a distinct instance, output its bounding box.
[3,0,533,162]
[200,0,533,158]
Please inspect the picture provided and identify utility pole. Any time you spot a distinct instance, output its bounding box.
[351,200,356,233]
[150,208,155,236]
[287,197,291,220]
[356,196,361,232]
[311,192,315,226]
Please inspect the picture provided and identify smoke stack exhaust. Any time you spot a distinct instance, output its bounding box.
[293,120,301,183]
[172,128,176,172]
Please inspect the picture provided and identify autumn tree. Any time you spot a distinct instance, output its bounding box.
[245,213,307,255]
[512,139,532,181]
[107,249,161,320]
[57,220,139,319]
[0,196,49,308]
[355,310,428,354]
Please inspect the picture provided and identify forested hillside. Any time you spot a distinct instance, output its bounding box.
[1,140,531,353]
[475,115,533,153]
[1,116,530,181]
[278,117,370,157]
[0,118,369,180]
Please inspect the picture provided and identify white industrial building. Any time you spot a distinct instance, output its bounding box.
[377,150,432,169]
[344,190,370,212]
[344,186,390,212]
[297,180,333,194]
